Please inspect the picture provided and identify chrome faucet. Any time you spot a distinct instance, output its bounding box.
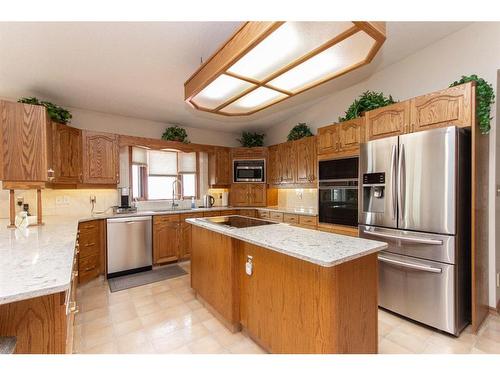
[171,178,183,210]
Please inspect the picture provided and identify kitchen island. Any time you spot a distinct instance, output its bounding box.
[187,216,387,354]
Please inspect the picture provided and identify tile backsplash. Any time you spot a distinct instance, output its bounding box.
[277,188,317,210]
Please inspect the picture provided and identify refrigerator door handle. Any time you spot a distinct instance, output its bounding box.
[391,144,397,220]
[398,143,405,221]
[378,255,442,273]
[361,229,443,245]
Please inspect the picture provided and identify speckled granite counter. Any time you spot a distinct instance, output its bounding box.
[186,217,387,267]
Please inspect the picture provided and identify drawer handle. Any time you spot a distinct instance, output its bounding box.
[69,302,79,314]
[84,242,96,247]
[378,255,442,273]
[73,271,79,278]
[84,266,96,272]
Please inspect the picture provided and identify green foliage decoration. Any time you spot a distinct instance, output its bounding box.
[338,91,396,122]
[237,131,265,147]
[449,75,495,134]
[18,96,72,124]
[287,123,313,141]
[161,125,189,143]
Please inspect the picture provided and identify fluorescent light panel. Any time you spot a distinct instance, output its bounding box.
[221,87,287,114]
[192,74,255,108]
[227,22,353,81]
[268,31,375,92]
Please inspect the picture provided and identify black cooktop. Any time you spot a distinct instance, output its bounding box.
[204,215,277,228]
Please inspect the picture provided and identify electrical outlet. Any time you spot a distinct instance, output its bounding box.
[56,196,70,207]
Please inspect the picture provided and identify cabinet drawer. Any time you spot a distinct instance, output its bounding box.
[203,211,221,217]
[299,215,317,227]
[78,221,99,235]
[154,214,180,223]
[283,214,299,224]
[269,212,284,222]
[180,212,200,220]
[223,210,238,215]
[78,241,100,259]
[79,254,100,284]
[239,209,256,217]
[257,210,270,218]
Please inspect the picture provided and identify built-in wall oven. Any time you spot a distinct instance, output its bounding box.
[318,157,359,227]
[233,159,265,183]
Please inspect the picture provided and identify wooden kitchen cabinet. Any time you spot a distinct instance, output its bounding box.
[230,184,266,207]
[410,82,473,132]
[365,100,411,141]
[338,118,365,153]
[0,100,53,182]
[278,142,295,184]
[77,219,105,284]
[317,125,338,156]
[209,147,231,186]
[81,130,119,184]
[180,213,200,259]
[52,122,82,184]
[238,209,256,217]
[295,136,317,184]
[231,147,267,160]
[153,215,180,264]
[267,145,281,185]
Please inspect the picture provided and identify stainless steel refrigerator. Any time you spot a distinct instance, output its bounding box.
[359,126,470,336]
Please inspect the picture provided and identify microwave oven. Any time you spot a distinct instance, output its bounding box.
[233,159,265,183]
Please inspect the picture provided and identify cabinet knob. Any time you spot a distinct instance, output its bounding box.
[47,168,55,181]
[69,301,79,314]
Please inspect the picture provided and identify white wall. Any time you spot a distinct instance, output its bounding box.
[266,22,500,308]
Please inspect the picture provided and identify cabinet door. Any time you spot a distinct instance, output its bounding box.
[365,101,411,141]
[153,218,179,264]
[209,147,231,186]
[295,136,317,184]
[230,184,250,206]
[250,184,266,206]
[0,101,51,181]
[279,142,295,184]
[180,222,192,259]
[411,82,473,132]
[317,125,338,155]
[52,123,82,184]
[267,145,281,185]
[82,131,119,184]
[338,118,364,153]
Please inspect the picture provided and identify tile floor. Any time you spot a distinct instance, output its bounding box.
[74,261,500,354]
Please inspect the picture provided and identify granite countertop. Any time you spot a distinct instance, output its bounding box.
[187,217,387,267]
[0,206,318,306]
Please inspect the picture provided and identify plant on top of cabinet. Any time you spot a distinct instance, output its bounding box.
[237,131,265,147]
[18,96,72,124]
[161,125,189,143]
[449,75,495,134]
[338,91,396,122]
[287,123,313,141]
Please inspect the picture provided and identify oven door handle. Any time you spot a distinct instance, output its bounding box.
[362,230,443,245]
[378,255,442,273]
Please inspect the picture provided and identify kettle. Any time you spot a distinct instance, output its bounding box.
[203,194,215,208]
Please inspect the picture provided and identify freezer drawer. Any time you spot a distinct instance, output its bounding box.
[378,251,458,335]
[360,225,455,264]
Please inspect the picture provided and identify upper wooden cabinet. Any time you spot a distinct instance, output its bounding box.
[295,136,317,184]
[209,147,231,186]
[230,183,266,207]
[0,101,53,182]
[278,141,295,184]
[231,147,267,160]
[52,123,82,184]
[410,82,473,132]
[365,101,411,141]
[317,118,364,159]
[82,130,119,184]
[267,145,281,185]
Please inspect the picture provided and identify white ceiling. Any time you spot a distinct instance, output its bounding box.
[0,22,472,133]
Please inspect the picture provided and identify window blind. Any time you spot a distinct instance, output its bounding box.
[178,152,197,173]
[148,150,177,175]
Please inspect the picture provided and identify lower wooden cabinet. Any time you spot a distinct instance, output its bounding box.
[179,212,200,259]
[317,223,359,237]
[238,209,256,217]
[153,215,180,264]
[77,219,105,284]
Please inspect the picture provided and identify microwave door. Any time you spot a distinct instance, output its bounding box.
[398,127,457,234]
[359,136,399,229]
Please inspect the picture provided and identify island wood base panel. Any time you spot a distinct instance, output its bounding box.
[190,226,378,354]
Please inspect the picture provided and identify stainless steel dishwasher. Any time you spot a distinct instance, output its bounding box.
[106,216,152,278]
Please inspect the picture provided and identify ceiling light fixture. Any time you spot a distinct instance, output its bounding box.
[184,22,386,116]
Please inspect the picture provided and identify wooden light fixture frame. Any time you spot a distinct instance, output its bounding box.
[184,21,386,116]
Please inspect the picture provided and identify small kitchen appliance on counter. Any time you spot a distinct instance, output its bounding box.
[203,194,215,208]
[114,187,137,214]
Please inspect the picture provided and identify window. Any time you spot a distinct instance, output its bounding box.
[131,147,198,200]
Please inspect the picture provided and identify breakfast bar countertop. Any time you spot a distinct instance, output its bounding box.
[186,217,387,267]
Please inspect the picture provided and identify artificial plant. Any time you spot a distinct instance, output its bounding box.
[18,96,72,124]
[237,131,265,147]
[287,123,313,141]
[449,74,495,134]
[338,91,396,122]
[161,125,189,143]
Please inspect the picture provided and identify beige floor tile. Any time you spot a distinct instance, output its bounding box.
[113,317,144,337]
[108,291,132,305]
[202,317,227,333]
[378,338,413,354]
[228,337,266,354]
[163,304,191,319]
[116,330,151,353]
[384,329,429,353]
[170,345,192,354]
[136,302,163,317]
[213,329,246,348]
[145,318,184,341]
[191,308,214,322]
[378,321,393,338]
[110,306,138,324]
[186,299,204,311]
[82,325,115,351]
[83,341,119,354]
[140,310,170,327]
[81,316,113,336]
[132,294,157,307]
[188,335,225,354]
[150,282,171,295]
[473,335,500,354]
[78,307,110,324]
